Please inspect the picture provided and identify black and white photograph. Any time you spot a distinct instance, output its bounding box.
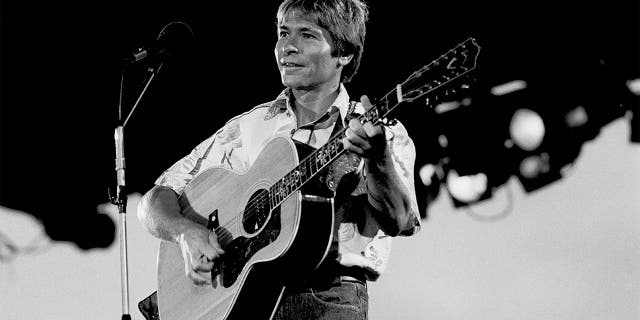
[1,1,638,319]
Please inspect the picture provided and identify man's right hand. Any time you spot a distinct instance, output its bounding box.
[177,225,225,286]
[137,185,225,286]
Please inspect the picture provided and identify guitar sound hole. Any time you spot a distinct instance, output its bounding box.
[243,189,271,234]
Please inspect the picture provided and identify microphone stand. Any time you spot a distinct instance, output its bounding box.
[110,61,164,320]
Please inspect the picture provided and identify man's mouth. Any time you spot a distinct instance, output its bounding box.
[282,62,304,68]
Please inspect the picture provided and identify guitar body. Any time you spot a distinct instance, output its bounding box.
[157,135,336,320]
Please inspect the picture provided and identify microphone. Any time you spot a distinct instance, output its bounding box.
[125,21,194,64]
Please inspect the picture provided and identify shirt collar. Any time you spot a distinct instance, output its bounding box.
[267,84,351,122]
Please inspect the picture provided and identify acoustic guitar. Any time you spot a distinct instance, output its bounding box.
[156,37,481,320]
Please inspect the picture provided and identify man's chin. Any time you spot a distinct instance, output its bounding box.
[281,77,307,89]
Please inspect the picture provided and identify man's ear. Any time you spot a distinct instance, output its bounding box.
[337,54,353,67]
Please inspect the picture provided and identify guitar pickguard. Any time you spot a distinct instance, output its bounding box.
[219,206,281,288]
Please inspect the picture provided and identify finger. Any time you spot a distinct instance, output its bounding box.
[342,137,364,155]
[178,231,218,261]
[184,259,212,285]
[187,268,212,286]
[208,232,225,255]
[345,127,370,150]
[192,256,214,272]
[362,121,384,139]
[360,95,373,111]
[194,255,214,270]
[199,240,221,260]
[348,119,366,137]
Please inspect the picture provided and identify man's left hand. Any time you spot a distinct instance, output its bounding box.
[342,95,389,161]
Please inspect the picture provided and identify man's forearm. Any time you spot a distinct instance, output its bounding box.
[137,185,199,243]
[365,156,415,236]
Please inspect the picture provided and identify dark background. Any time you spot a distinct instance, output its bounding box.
[1,0,638,249]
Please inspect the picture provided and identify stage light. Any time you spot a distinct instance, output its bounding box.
[445,169,488,204]
[518,153,550,179]
[425,57,632,205]
[628,78,640,95]
[418,164,438,186]
[565,106,589,128]
[509,108,545,151]
[491,80,527,96]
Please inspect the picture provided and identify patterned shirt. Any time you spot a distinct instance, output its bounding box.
[155,84,421,280]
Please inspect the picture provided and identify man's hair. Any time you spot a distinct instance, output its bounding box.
[276,0,369,83]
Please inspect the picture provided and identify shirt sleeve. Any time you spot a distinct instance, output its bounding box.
[385,120,422,236]
[154,118,245,195]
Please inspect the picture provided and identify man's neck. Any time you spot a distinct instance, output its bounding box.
[290,82,341,126]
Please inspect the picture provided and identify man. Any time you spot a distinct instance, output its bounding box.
[137,0,421,319]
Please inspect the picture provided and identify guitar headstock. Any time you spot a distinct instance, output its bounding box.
[399,37,480,103]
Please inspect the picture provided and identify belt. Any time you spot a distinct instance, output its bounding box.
[338,275,367,286]
[288,265,368,289]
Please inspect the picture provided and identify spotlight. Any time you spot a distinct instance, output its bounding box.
[446,170,488,203]
[509,108,545,151]
[626,78,640,95]
[491,80,527,96]
[518,153,551,179]
[418,164,438,186]
[565,105,589,128]
[443,168,498,207]
[416,163,444,219]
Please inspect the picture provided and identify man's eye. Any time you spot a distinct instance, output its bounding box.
[303,33,316,39]
[278,31,288,38]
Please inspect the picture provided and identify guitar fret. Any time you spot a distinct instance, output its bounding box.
[306,158,313,176]
[301,160,309,181]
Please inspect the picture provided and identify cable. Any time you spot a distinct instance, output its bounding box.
[463,183,515,222]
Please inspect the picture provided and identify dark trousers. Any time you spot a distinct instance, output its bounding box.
[273,277,369,320]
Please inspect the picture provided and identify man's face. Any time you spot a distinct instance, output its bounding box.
[275,13,342,90]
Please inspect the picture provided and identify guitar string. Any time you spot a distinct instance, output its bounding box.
[208,39,477,243]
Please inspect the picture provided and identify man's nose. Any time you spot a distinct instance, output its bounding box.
[281,36,300,55]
